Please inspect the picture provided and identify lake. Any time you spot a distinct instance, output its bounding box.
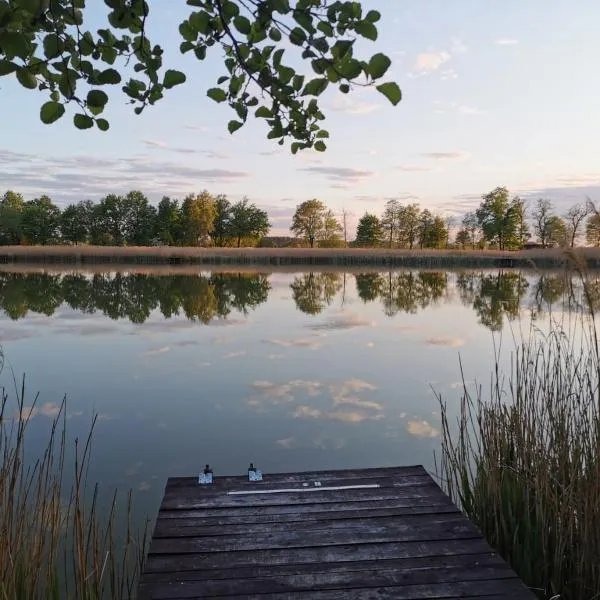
[0,267,587,519]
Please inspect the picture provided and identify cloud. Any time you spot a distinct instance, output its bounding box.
[425,336,466,348]
[413,51,451,74]
[458,105,486,116]
[331,95,381,116]
[440,69,458,81]
[495,38,519,45]
[298,166,375,184]
[450,38,468,54]
[56,323,121,336]
[0,328,37,341]
[422,151,471,161]
[183,124,210,132]
[397,165,434,173]
[144,345,171,356]
[275,437,297,449]
[17,402,61,421]
[143,139,169,149]
[250,380,322,405]
[307,309,375,331]
[407,419,440,438]
[265,338,324,350]
[223,350,246,359]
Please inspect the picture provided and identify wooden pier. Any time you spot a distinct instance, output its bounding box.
[138,466,536,599]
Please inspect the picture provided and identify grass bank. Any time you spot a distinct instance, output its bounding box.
[438,295,600,598]
[0,245,600,269]
[0,371,148,599]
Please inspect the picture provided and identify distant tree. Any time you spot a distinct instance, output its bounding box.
[587,213,600,247]
[123,190,157,245]
[532,198,554,247]
[564,202,590,248]
[355,213,383,247]
[476,187,517,250]
[429,215,448,249]
[181,191,217,246]
[381,199,402,248]
[546,216,568,247]
[0,190,25,245]
[21,195,61,244]
[455,228,470,249]
[290,199,328,248]
[229,198,270,247]
[211,195,233,247]
[61,202,92,245]
[507,196,529,249]
[418,210,434,249]
[97,194,126,245]
[320,210,344,247]
[462,212,480,249]
[290,273,342,314]
[156,197,182,245]
[398,203,420,249]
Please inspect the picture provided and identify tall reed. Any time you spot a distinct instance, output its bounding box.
[0,365,149,599]
[438,294,600,598]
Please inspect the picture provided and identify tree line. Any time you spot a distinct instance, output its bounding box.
[1,186,600,249]
[0,270,594,332]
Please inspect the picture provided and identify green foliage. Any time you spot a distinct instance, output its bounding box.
[229,198,270,247]
[586,213,600,247]
[60,201,92,244]
[355,212,382,247]
[0,0,401,151]
[156,196,182,245]
[545,215,568,248]
[290,272,342,314]
[21,195,61,244]
[0,190,25,244]
[532,198,554,247]
[181,190,217,246]
[475,187,524,250]
[290,198,329,248]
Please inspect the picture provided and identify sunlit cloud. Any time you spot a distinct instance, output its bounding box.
[397,165,434,172]
[307,309,375,331]
[265,338,324,350]
[275,437,297,449]
[17,402,61,421]
[412,51,451,75]
[298,165,375,184]
[422,151,471,161]
[425,336,466,348]
[407,419,440,438]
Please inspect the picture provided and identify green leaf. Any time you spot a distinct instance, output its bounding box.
[255,106,272,118]
[314,140,327,152]
[355,22,378,41]
[190,11,210,34]
[339,59,362,80]
[101,47,118,64]
[207,87,227,102]
[16,68,37,89]
[365,10,381,23]
[97,68,121,84]
[87,89,108,107]
[234,16,251,35]
[180,41,194,53]
[43,34,63,59]
[317,21,334,36]
[289,27,306,46]
[40,101,65,124]
[302,77,328,96]
[376,82,402,105]
[339,83,350,94]
[367,53,391,79]
[163,69,186,89]
[74,113,94,129]
[0,32,31,59]
[0,60,17,76]
[316,130,330,139]
[228,120,243,134]
[179,21,197,42]
[269,28,282,42]
[96,118,110,131]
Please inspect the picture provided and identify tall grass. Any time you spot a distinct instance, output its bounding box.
[0,366,149,599]
[438,291,600,598]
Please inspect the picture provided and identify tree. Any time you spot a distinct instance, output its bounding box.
[476,187,517,250]
[320,210,343,247]
[506,196,529,249]
[398,203,420,249]
[381,199,401,248]
[229,198,270,247]
[156,197,182,245]
[586,214,600,247]
[61,201,93,244]
[22,195,61,244]
[455,228,470,249]
[462,212,480,249]
[429,215,448,249]
[564,202,590,248]
[0,190,25,245]
[95,194,126,245]
[546,216,568,247]
[417,209,434,249]
[355,213,382,247]
[181,191,217,246]
[290,199,328,248]
[211,195,232,247]
[532,198,554,247]
[0,0,400,151]
[122,190,157,245]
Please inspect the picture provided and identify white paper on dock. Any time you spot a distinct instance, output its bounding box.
[199,472,213,484]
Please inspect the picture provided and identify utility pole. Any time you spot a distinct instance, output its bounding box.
[342,208,348,246]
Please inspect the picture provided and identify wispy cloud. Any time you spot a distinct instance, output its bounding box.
[407,419,440,438]
[425,336,466,348]
[298,166,375,184]
[412,51,451,75]
[307,309,375,331]
[331,95,381,116]
[422,151,471,162]
[495,38,519,45]
[265,338,324,350]
[397,165,434,173]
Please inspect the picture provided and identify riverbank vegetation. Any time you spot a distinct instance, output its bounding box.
[1,187,598,250]
[0,375,147,599]
[438,277,600,599]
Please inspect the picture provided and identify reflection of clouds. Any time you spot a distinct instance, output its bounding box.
[407,419,440,438]
[0,328,37,341]
[425,336,466,348]
[308,309,375,331]
[365,342,375,348]
[18,402,61,421]
[275,437,296,449]
[250,380,322,405]
[223,350,246,359]
[267,353,284,360]
[138,481,151,492]
[144,345,170,356]
[448,379,474,389]
[56,324,121,336]
[275,435,346,450]
[265,338,323,350]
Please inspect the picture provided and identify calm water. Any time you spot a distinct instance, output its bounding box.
[0,267,585,518]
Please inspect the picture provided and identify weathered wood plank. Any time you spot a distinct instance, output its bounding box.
[148,514,480,554]
[138,561,517,599]
[144,538,493,573]
[153,504,459,532]
[165,466,427,490]
[140,552,502,584]
[156,495,454,520]
[160,483,446,510]
[140,579,534,600]
[152,512,466,539]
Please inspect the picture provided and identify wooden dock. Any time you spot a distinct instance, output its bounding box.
[138,466,536,599]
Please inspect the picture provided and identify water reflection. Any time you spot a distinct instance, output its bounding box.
[0,269,595,330]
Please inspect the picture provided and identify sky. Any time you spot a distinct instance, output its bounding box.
[2,0,600,235]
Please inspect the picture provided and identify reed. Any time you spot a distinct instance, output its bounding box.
[0,363,149,600]
[438,288,600,598]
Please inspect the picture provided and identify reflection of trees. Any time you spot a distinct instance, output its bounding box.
[457,271,529,331]
[354,272,448,316]
[0,272,271,324]
[290,273,342,315]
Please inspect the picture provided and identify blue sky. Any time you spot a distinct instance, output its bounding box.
[2,0,600,235]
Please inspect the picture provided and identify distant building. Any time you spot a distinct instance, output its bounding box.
[523,242,546,250]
